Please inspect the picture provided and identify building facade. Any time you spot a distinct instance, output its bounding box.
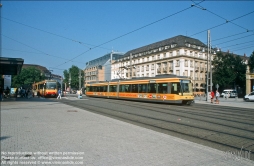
[111,35,215,95]
[84,51,124,84]
[246,66,254,94]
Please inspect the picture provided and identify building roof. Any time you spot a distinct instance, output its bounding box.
[85,52,124,69]
[23,64,51,73]
[122,35,207,58]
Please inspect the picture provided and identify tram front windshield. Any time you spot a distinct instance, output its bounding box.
[46,82,57,89]
[181,80,193,95]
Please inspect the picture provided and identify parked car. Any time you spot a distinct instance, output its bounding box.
[243,92,254,101]
[220,89,237,98]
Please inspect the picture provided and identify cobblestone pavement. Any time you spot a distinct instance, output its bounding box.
[1,99,253,166]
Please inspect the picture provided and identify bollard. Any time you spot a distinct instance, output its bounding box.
[235,96,238,101]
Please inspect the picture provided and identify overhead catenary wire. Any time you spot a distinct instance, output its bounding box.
[190,10,254,37]
[213,34,254,46]
[2,34,85,65]
[1,16,112,51]
[55,1,205,68]
[230,45,254,52]
[212,31,253,42]
[191,2,250,32]
[219,40,254,49]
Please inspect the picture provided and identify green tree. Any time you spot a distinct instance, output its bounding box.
[248,51,254,72]
[212,52,246,93]
[63,65,84,90]
[11,67,45,88]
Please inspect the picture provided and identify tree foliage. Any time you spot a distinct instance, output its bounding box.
[212,52,246,92]
[63,65,84,89]
[248,51,254,72]
[11,67,45,88]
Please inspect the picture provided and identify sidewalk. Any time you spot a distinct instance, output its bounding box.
[1,99,253,166]
[194,96,254,109]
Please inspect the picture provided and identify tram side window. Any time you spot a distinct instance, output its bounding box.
[87,86,90,92]
[99,86,104,92]
[103,86,107,92]
[126,84,131,92]
[148,83,157,93]
[119,85,125,92]
[95,86,100,92]
[171,83,181,94]
[39,84,44,90]
[109,85,117,92]
[157,83,168,94]
[131,84,138,93]
[93,86,98,92]
[119,84,131,92]
[138,84,147,93]
[91,86,95,92]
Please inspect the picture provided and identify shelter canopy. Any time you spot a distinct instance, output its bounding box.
[0,57,24,75]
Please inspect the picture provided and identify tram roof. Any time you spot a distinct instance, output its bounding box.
[87,74,189,84]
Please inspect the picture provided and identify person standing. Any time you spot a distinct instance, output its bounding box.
[210,90,215,104]
[0,86,3,101]
[57,89,62,99]
[215,90,220,104]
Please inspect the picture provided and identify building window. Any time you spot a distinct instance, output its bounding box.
[176,70,180,76]
[185,60,188,67]
[146,65,149,71]
[176,60,180,67]
[151,64,154,70]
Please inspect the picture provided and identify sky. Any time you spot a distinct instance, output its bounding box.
[1,1,254,76]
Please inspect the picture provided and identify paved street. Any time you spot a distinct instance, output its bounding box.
[194,96,254,109]
[1,97,253,166]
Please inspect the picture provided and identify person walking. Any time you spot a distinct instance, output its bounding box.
[57,89,62,99]
[215,90,220,104]
[210,90,215,104]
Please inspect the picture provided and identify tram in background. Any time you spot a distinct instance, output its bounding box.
[86,74,194,105]
[32,80,60,98]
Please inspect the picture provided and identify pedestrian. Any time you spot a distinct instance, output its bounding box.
[0,86,3,101]
[215,90,220,104]
[57,89,61,99]
[210,90,215,104]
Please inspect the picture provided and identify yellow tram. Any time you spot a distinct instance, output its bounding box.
[86,74,194,105]
[32,80,60,98]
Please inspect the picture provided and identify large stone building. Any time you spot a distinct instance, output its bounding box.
[84,51,124,84]
[111,35,214,95]
[84,35,251,96]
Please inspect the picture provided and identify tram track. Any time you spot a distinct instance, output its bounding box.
[78,97,254,128]
[56,97,254,160]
